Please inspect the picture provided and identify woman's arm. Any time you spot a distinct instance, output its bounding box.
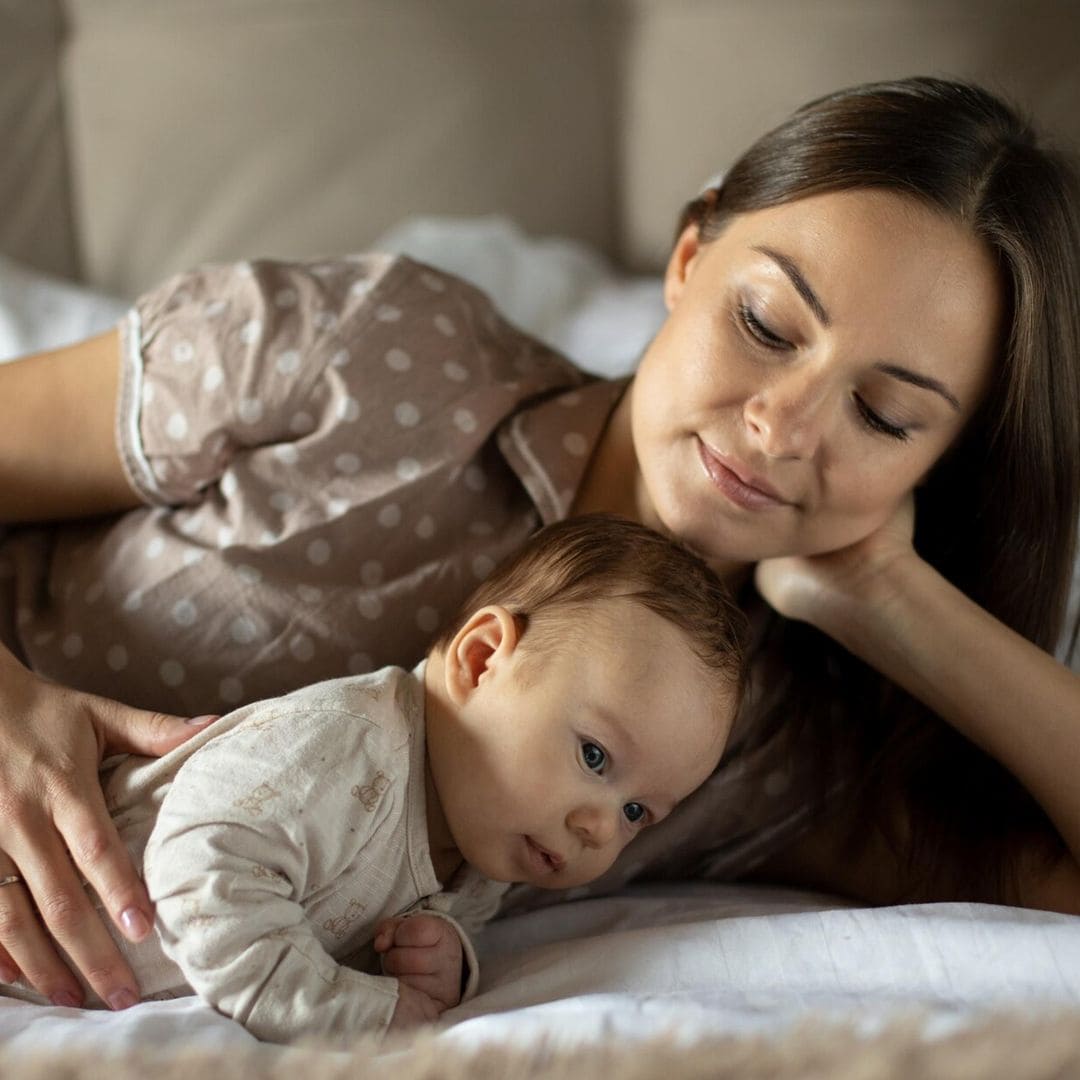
[0,328,209,1005]
[0,328,141,521]
[756,512,1080,911]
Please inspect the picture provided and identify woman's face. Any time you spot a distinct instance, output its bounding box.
[629,188,1004,570]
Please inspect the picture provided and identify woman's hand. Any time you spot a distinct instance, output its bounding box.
[0,648,215,1009]
[754,493,917,630]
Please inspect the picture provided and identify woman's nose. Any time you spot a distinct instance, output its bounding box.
[743,369,835,459]
[566,803,618,849]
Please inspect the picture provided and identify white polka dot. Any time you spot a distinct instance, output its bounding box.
[415,514,436,540]
[276,350,301,375]
[464,465,487,492]
[416,606,440,633]
[453,408,477,434]
[313,311,337,331]
[220,472,238,498]
[327,498,350,517]
[357,595,383,621]
[290,634,315,662]
[166,412,189,440]
[331,348,350,367]
[274,287,298,308]
[182,549,205,567]
[375,304,402,322]
[338,397,360,422]
[123,590,143,612]
[469,521,494,537]
[270,491,296,512]
[396,457,421,482]
[764,769,791,797]
[84,582,105,605]
[420,271,446,292]
[298,585,323,603]
[290,411,315,435]
[178,514,202,536]
[230,616,258,645]
[106,645,128,671]
[348,653,374,674]
[171,599,198,627]
[394,402,420,428]
[218,526,234,548]
[274,444,299,465]
[33,631,54,647]
[307,539,332,565]
[146,537,166,559]
[350,280,372,298]
[385,348,412,372]
[442,360,469,382]
[377,504,402,529]
[239,319,262,344]
[260,530,277,546]
[434,314,456,337]
[335,453,361,475]
[558,392,583,408]
[239,398,263,425]
[142,381,156,405]
[236,564,261,586]
[472,554,496,579]
[360,560,384,587]
[562,432,589,457]
[219,676,244,704]
[171,340,195,363]
[61,633,83,659]
[160,660,186,687]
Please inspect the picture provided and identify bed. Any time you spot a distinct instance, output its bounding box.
[4,2,1080,1075]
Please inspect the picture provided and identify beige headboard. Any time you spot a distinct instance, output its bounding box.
[3,0,1079,297]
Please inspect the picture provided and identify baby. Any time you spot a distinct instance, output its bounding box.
[3,514,744,1042]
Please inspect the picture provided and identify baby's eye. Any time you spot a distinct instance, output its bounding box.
[623,802,646,825]
[581,741,606,773]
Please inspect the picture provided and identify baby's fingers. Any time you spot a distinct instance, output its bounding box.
[392,915,448,948]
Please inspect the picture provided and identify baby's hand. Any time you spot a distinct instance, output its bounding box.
[374,914,464,1014]
[386,981,443,1031]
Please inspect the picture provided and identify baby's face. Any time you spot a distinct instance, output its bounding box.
[430,598,734,889]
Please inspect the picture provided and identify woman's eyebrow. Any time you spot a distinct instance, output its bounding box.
[875,363,961,412]
[753,245,831,327]
[754,244,962,412]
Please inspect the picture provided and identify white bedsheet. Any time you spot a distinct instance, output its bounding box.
[2,223,1080,1058]
[3,883,1079,1055]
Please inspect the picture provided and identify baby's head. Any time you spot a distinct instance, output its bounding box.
[423,513,745,889]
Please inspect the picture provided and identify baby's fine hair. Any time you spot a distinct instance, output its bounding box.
[432,513,746,695]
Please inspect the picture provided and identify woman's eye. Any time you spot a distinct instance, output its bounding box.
[623,802,647,825]
[739,305,791,349]
[854,394,911,441]
[581,741,606,773]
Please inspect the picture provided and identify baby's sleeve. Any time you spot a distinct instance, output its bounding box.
[142,702,403,1043]
[116,256,391,507]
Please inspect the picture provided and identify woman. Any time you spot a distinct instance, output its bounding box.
[0,77,1077,1014]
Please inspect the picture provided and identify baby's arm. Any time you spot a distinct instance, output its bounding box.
[142,703,430,1042]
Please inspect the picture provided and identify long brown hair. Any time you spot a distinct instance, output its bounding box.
[680,77,1080,900]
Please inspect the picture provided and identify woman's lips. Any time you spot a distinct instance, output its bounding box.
[697,439,791,511]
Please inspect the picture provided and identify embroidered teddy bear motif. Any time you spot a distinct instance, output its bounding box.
[351,771,390,811]
[233,781,281,815]
[323,897,367,939]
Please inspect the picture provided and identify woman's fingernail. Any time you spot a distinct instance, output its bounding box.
[108,988,138,1011]
[120,906,151,940]
[185,714,219,727]
[50,991,81,1009]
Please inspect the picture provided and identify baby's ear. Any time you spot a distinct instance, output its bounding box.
[444,606,519,704]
